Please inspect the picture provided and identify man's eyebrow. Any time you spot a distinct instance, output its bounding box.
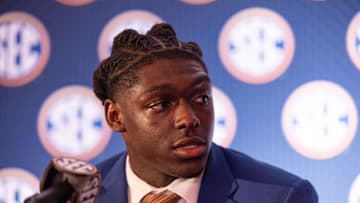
[141,74,211,96]
[142,84,174,96]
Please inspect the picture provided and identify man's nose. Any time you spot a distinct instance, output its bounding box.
[174,100,200,129]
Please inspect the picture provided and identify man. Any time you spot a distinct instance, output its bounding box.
[93,23,318,203]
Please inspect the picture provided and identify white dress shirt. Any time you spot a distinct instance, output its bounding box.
[125,156,203,203]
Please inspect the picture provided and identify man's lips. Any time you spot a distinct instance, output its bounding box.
[172,137,207,159]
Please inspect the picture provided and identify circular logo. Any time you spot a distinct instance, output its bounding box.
[219,7,295,84]
[282,80,358,159]
[346,11,360,71]
[98,10,163,60]
[349,174,360,203]
[37,85,112,161]
[0,12,50,87]
[53,157,97,175]
[212,86,237,147]
[56,0,95,6]
[179,0,215,5]
[0,168,39,203]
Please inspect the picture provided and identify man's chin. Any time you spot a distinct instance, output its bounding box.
[171,159,207,179]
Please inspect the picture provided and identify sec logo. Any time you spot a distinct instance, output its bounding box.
[180,0,215,5]
[349,174,360,203]
[98,10,163,60]
[219,7,295,84]
[0,168,39,203]
[282,80,358,159]
[212,87,237,148]
[56,0,95,6]
[0,12,50,87]
[346,11,360,71]
[37,85,112,161]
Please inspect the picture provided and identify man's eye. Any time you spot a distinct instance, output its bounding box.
[194,95,210,104]
[149,101,171,111]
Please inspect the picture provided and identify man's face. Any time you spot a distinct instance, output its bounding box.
[107,58,214,187]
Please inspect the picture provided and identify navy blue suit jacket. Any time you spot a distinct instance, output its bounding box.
[96,144,318,203]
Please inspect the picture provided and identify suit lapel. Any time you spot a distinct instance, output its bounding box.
[98,145,241,203]
[98,153,128,203]
[198,144,238,203]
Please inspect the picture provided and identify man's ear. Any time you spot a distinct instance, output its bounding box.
[104,99,126,132]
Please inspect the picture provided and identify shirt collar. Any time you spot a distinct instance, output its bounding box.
[126,155,203,203]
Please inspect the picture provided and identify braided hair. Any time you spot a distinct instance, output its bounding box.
[93,23,207,104]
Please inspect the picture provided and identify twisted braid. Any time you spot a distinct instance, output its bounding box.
[93,23,207,104]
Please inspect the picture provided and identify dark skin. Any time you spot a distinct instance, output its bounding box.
[104,58,214,187]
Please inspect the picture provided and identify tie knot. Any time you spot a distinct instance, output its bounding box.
[140,190,182,203]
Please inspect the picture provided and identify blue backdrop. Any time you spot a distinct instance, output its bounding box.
[1,0,360,202]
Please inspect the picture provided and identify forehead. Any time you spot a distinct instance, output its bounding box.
[137,58,209,82]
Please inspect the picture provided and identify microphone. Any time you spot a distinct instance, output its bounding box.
[24,157,101,203]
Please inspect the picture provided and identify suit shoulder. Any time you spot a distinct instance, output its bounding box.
[96,151,126,176]
[210,145,318,202]
[219,146,303,187]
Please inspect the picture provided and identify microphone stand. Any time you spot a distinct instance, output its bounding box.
[23,157,101,203]
[24,181,75,203]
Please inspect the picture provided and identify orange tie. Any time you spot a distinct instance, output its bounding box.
[140,190,182,203]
